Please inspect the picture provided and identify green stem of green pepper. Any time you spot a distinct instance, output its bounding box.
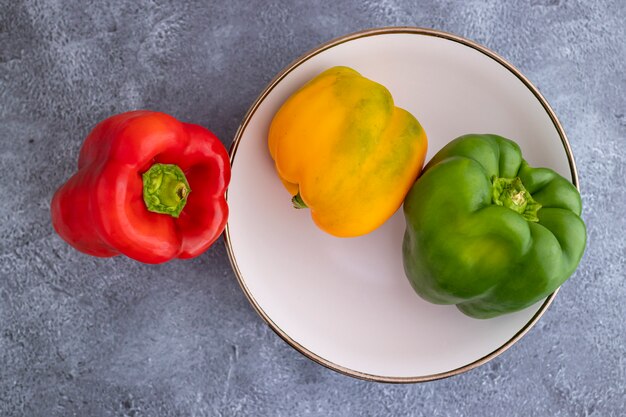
[491,176,541,222]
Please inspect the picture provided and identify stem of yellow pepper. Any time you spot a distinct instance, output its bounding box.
[292,192,308,209]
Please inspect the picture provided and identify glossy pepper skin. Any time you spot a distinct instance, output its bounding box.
[403,134,586,319]
[51,111,230,264]
[268,66,428,237]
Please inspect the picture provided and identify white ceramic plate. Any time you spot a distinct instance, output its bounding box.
[225,28,578,382]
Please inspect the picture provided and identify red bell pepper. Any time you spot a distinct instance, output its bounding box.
[50,111,231,264]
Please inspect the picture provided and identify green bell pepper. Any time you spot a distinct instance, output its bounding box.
[402,134,586,319]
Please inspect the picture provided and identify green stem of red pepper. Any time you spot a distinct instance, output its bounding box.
[142,163,191,218]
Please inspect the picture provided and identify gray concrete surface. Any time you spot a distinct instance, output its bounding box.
[1,0,625,416]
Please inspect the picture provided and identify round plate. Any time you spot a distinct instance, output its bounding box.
[225,27,578,382]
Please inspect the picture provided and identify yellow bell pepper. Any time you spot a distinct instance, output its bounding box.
[268,66,428,237]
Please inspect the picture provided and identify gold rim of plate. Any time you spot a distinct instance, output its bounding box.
[223,26,579,383]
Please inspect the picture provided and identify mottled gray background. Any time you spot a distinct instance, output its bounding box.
[1,0,624,416]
